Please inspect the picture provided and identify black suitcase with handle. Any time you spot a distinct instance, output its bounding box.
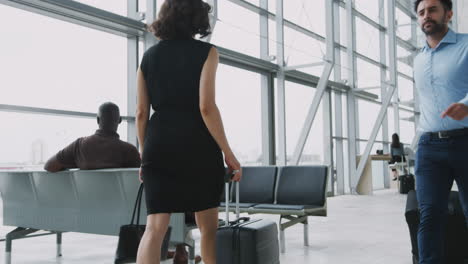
[399,174,415,194]
[405,190,468,264]
[216,175,280,264]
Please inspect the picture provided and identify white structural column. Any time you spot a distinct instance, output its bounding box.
[206,0,218,42]
[322,0,337,196]
[346,0,359,193]
[291,0,335,165]
[333,0,345,195]
[276,0,287,165]
[144,0,158,49]
[379,0,390,188]
[260,0,275,165]
[127,0,139,146]
[390,1,400,135]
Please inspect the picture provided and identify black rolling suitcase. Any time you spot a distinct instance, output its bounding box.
[399,174,415,194]
[216,176,280,264]
[405,190,468,264]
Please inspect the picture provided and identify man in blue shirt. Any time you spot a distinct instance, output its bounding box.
[413,0,468,263]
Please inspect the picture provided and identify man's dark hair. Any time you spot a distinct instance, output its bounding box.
[97,102,121,131]
[149,0,212,40]
[414,0,453,13]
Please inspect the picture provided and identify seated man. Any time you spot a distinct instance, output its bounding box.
[44,102,199,263]
[44,102,140,172]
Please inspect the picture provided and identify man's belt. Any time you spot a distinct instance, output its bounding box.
[427,127,468,139]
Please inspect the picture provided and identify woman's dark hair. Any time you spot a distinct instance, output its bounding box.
[150,0,212,40]
[414,0,452,13]
[391,133,401,148]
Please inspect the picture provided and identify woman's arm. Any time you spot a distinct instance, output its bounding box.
[199,47,231,154]
[199,47,242,181]
[136,67,150,154]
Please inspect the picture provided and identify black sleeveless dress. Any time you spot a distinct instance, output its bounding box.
[140,39,225,214]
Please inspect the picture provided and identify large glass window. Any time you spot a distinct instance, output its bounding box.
[356,58,381,89]
[210,1,261,58]
[397,46,414,77]
[398,76,415,102]
[400,111,416,144]
[283,81,324,165]
[283,0,325,37]
[355,17,380,60]
[358,99,383,141]
[0,5,128,113]
[284,27,326,77]
[354,0,381,23]
[396,7,412,41]
[216,64,262,165]
[388,106,396,135]
[0,112,128,167]
[74,0,127,16]
[0,0,421,195]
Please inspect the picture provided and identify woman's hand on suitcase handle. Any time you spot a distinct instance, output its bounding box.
[139,167,143,183]
[225,151,242,182]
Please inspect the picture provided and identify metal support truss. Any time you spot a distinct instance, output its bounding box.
[290,0,335,165]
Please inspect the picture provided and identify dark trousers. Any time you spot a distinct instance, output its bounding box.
[415,133,468,264]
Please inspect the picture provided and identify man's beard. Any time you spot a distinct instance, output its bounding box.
[421,19,446,36]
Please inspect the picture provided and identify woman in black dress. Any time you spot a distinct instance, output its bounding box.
[135,1,242,263]
[389,133,405,181]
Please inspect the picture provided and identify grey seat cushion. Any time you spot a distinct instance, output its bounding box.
[220,202,257,209]
[253,204,321,211]
[276,166,327,207]
[233,166,277,204]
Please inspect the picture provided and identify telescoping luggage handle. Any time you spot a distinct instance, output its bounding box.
[224,171,240,225]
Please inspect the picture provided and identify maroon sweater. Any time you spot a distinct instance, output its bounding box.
[56,129,141,170]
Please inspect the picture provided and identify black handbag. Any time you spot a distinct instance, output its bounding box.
[114,183,172,263]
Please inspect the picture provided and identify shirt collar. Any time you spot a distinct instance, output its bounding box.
[95,129,120,139]
[422,28,457,52]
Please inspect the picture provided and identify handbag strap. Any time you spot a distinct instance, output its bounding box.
[136,183,143,226]
[130,183,144,225]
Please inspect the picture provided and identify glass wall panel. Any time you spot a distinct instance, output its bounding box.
[388,106,396,135]
[0,112,128,167]
[356,58,381,89]
[217,64,262,165]
[354,0,380,22]
[74,0,126,16]
[355,17,380,60]
[210,1,260,58]
[397,46,414,76]
[0,5,128,113]
[396,7,412,41]
[398,76,415,102]
[400,111,416,144]
[358,99,383,140]
[284,28,326,76]
[283,0,325,37]
[282,81,324,165]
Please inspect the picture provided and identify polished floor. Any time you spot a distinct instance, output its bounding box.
[0,188,412,264]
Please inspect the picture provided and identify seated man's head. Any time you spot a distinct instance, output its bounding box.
[97,102,122,132]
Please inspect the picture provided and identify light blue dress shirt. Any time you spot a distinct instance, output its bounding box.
[414,29,468,133]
